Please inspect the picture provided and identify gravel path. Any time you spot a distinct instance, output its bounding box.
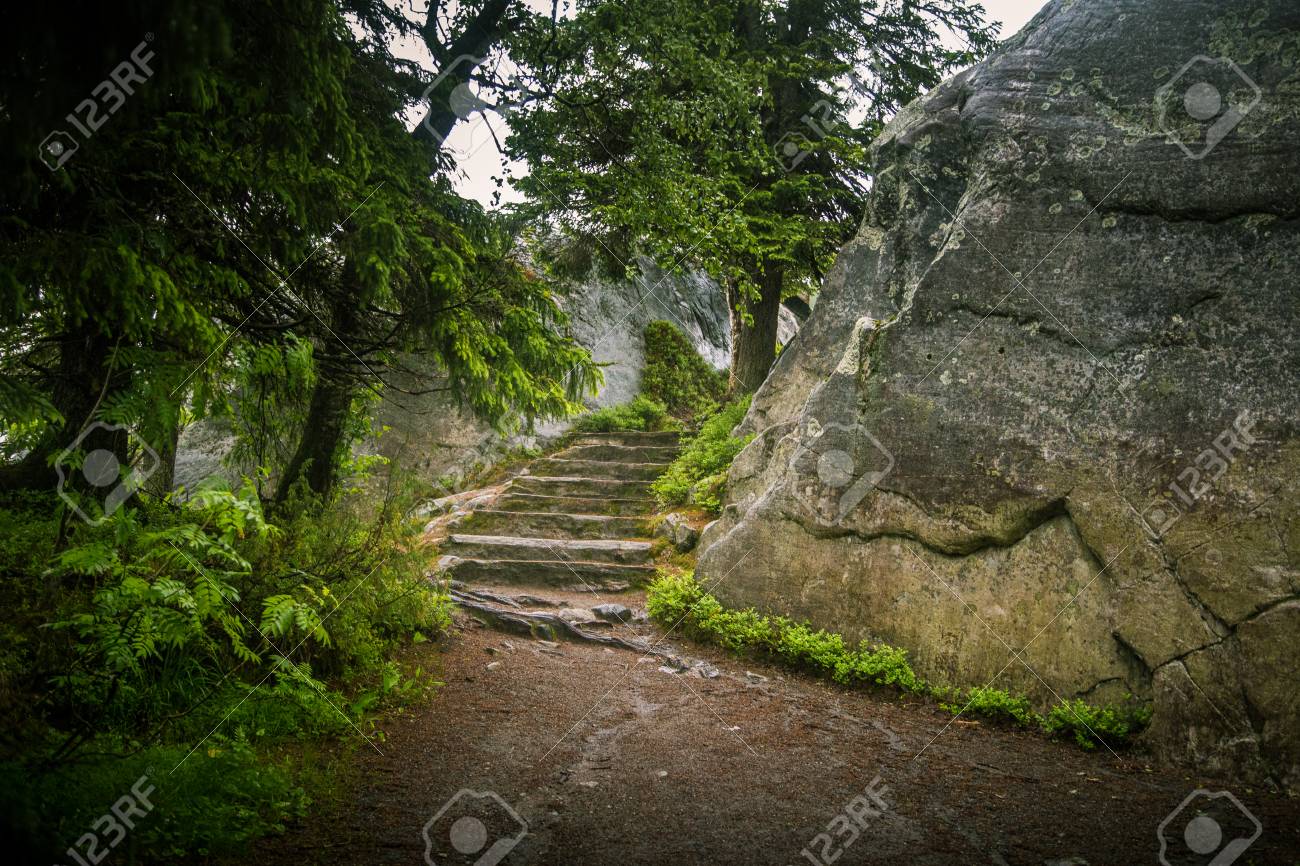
[246,589,1300,866]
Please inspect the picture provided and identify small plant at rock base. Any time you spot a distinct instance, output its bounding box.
[837,642,925,693]
[941,686,1037,726]
[1042,698,1152,750]
[646,572,1152,752]
[645,569,716,635]
[646,571,923,694]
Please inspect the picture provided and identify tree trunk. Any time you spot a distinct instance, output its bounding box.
[275,363,355,504]
[271,3,517,503]
[146,415,181,499]
[411,0,513,151]
[729,258,784,394]
[0,326,117,490]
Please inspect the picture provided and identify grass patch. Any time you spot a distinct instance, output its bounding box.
[647,571,1150,750]
[571,395,681,433]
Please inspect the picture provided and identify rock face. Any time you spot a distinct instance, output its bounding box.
[561,257,732,407]
[654,512,700,552]
[697,0,1300,789]
[370,259,731,490]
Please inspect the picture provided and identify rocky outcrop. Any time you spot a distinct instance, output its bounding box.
[370,259,731,491]
[696,0,1300,789]
[562,258,732,405]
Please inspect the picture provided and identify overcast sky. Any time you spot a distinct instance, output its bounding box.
[424,0,1050,207]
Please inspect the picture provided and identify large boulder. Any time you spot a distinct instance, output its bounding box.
[697,0,1300,789]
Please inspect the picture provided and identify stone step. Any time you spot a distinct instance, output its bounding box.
[530,457,668,481]
[444,534,653,565]
[567,430,680,448]
[553,443,681,464]
[455,510,651,540]
[510,475,654,500]
[438,556,655,589]
[493,491,657,516]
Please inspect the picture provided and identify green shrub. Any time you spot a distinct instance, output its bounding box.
[650,397,753,513]
[1042,698,1152,750]
[835,641,925,692]
[941,686,1037,726]
[639,320,727,422]
[647,571,923,693]
[0,473,450,861]
[571,395,678,433]
[646,572,1150,751]
[644,568,707,621]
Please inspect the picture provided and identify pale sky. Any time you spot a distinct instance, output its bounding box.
[422,0,1051,207]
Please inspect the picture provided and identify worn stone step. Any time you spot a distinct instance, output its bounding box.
[567,430,680,448]
[444,534,653,565]
[438,556,655,588]
[553,443,681,464]
[493,491,657,516]
[530,457,668,481]
[511,475,654,500]
[455,510,650,540]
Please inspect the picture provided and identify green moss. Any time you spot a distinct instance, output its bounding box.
[570,320,726,434]
[647,572,1151,751]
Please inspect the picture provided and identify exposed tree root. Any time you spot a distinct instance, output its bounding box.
[448,588,672,659]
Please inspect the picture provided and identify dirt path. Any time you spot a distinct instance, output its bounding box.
[247,588,1300,866]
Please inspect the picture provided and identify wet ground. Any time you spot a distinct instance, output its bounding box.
[246,587,1300,866]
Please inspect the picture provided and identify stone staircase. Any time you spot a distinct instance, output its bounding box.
[437,430,680,590]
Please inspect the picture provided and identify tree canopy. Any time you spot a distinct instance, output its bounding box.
[1,0,600,503]
[504,0,997,389]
